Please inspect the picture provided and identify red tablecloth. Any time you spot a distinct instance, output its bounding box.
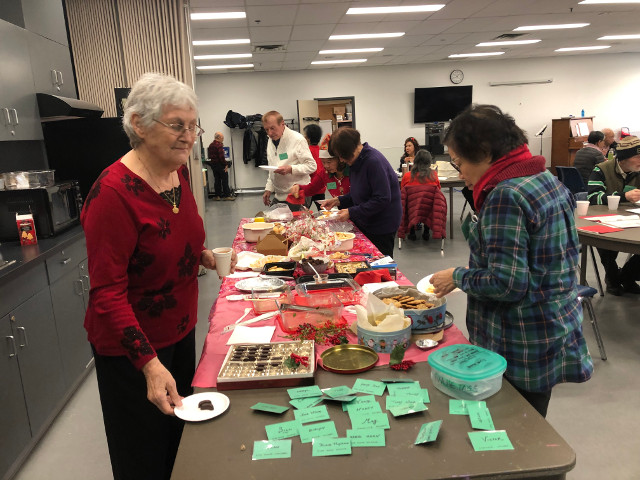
[192,219,469,388]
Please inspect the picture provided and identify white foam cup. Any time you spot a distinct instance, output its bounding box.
[607,195,620,211]
[212,247,233,276]
[576,201,589,216]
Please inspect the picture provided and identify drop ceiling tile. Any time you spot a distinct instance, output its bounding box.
[249,26,292,42]
[282,60,312,70]
[246,0,299,5]
[252,52,287,62]
[286,40,325,52]
[191,27,250,40]
[295,3,347,24]
[285,51,316,60]
[406,18,463,36]
[246,5,298,26]
[291,24,335,40]
[254,61,285,71]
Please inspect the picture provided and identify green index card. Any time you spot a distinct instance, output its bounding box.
[389,402,428,417]
[290,396,323,410]
[352,378,386,396]
[415,420,443,445]
[324,386,353,398]
[466,402,495,430]
[350,412,390,430]
[346,401,382,416]
[299,421,338,444]
[450,399,487,415]
[385,395,418,410]
[421,388,430,404]
[293,405,330,424]
[387,381,421,396]
[252,440,292,460]
[312,437,352,457]
[323,395,356,403]
[342,395,376,411]
[468,430,514,451]
[381,378,416,383]
[265,420,300,440]
[288,385,322,399]
[251,402,289,414]
[347,428,386,447]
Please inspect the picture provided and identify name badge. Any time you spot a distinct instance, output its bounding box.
[327,182,337,190]
[279,152,288,160]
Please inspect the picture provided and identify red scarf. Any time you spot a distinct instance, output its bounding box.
[472,144,547,210]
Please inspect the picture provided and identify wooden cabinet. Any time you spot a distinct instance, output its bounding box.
[551,117,594,174]
[0,19,43,141]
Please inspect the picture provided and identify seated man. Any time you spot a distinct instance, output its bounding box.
[574,130,606,187]
[587,135,640,295]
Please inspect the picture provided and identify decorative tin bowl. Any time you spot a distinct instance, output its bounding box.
[356,321,412,354]
[406,296,447,332]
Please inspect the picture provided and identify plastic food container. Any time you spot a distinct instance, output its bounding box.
[242,222,274,242]
[333,232,355,251]
[300,257,330,275]
[278,292,344,333]
[428,344,507,400]
[2,170,55,189]
[296,277,361,305]
[262,261,295,277]
[251,287,292,314]
[356,320,412,354]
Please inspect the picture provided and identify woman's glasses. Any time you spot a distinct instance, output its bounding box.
[449,159,461,172]
[154,119,204,137]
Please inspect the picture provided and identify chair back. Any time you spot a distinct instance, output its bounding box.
[398,184,447,239]
[556,166,586,194]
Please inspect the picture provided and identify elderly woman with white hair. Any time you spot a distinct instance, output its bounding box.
[81,73,234,480]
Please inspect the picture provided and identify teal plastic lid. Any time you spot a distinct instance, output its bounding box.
[428,344,507,381]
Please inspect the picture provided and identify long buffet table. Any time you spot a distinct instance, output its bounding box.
[172,219,576,479]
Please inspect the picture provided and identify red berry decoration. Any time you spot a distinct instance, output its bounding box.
[390,360,416,371]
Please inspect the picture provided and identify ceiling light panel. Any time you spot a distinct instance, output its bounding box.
[319,48,384,54]
[449,52,505,57]
[476,39,541,46]
[191,12,245,20]
[193,54,252,60]
[311,59,367,65]
[193,39,250,46]
[598,34,640,40]
[196,64,254,70]
[579,0,640,4]
[514,23,590,31]
[346,5,445,15]
[555,46,611,51]
[329,33,405,40]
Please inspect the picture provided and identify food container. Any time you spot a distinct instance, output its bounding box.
[300,257,330,275]
[2,170,55,189]
[428,344,507,400]
[296,277,361,305]
[374,287,446,331]
[243,222,275,243]
[334,260,370,277]
[278,292,344,333]
[251,287,293,314]
[262,261,296,277]
[356,320,412,354]
[333,232,355,251]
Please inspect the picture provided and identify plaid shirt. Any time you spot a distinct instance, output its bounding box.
[453,170,593,392]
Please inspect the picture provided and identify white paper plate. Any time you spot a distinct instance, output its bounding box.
[258,165,278,171]
[235,251,264,270]
[235,277,286,292]
[416,274,462,295]
[174,392,230,422]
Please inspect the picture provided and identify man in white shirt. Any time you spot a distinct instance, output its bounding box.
[262,111,316,209]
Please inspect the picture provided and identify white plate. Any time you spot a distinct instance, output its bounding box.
[235,277,286,292]
[416,274,462,295]
[174,392,230,422]
[235,251,264,270]
[258,165,278,171]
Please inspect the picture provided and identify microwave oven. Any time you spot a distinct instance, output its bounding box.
[0,181,82,241]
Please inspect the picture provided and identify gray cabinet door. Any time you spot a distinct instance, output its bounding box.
[49,265,92,387]
[0,19,42,141]
[26,30,76,98]
[0,316,32,480]
[12,288,66,436]
[79,258,90,310]
[21,0,67,46]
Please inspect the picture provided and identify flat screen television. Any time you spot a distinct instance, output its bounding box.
[414,85,473,123]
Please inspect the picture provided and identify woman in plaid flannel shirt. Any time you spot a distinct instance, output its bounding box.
[431,105,593,417]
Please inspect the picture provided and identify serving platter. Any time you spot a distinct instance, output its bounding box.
[320,344,379,374]
[235,277,286,292]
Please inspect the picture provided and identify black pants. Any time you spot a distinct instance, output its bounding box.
[92,329,195,480]
[507,378,552,418]
[211,164,231,197]
[597,248,640,286]
[359,228,395,258]
[305,193,326,211]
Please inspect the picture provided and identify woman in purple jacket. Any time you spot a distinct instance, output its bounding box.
[320,127,401,257]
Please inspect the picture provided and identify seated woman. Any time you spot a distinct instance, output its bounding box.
[398,137,420,172]
[574,130,606,186]
[401,149,441,240]
[320,145,350,197]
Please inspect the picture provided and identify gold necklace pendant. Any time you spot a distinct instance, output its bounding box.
[172,204,179,214]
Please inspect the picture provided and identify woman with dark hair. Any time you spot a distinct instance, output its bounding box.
[319,142,350,197]
[398,136,420,172]
[574,130,606,186]
[430,104,592,418]
[401,149,441,240]
[296,123,326,209]
[320,127,401,257]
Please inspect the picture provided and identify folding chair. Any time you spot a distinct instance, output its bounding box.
[577,285,607,360]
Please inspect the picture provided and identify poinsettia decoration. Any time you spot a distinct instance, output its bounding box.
[284,353,310,370]
[389,344,415,371]
[285,320,350,345]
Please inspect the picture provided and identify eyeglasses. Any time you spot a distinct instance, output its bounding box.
[154,119,205,137]
[449,158,461,172]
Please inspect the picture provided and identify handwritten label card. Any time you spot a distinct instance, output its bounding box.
[265,420,300,440]
[252,440,292,460]
[422,388,430,404]
[385,395,418,410]
[293,405,330,424]
[387,381,421,396]
[289,396,323,410]
[288,385,322,399]
[466,402,495,430]
[323,395,356,403]
[449,399,487,415]
[468,431,514,451]
[415,420,443,445]
[324,386,354,398]
[342,395,376,411]
[350,412,390,430]
[352,378,386,396]
[251,402,289,414]
[347,428,386,447]
[388,402,428,417]
[299,421,338,444]
[311,437,352,457]
[381,378,416,383]
[346,401,382,416]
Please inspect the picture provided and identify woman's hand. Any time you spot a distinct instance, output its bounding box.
[263,190,272,206]
[319,197,340,210]
[289,184,300,198]
[336,209,350,222]
[201,249,215,270]
[430,268,457,298]
[141,357,182,415]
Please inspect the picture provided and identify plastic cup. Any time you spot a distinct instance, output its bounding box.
[607,195,620,211]
[402,163,408,174]
[314,273,329,284]
[212,247,233,276]
[576,200,589,216]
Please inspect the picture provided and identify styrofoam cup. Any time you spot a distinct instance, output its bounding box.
[576,200,589,216]
[607,195,620,211]
[212,247,233,276]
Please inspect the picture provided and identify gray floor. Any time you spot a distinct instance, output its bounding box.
[14,191,640,480]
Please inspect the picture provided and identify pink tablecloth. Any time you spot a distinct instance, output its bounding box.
[192,219,469,388]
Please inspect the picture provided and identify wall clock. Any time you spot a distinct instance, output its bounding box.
[450,69,464,84]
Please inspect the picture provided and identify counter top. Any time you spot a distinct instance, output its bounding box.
[0,225,85,287]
